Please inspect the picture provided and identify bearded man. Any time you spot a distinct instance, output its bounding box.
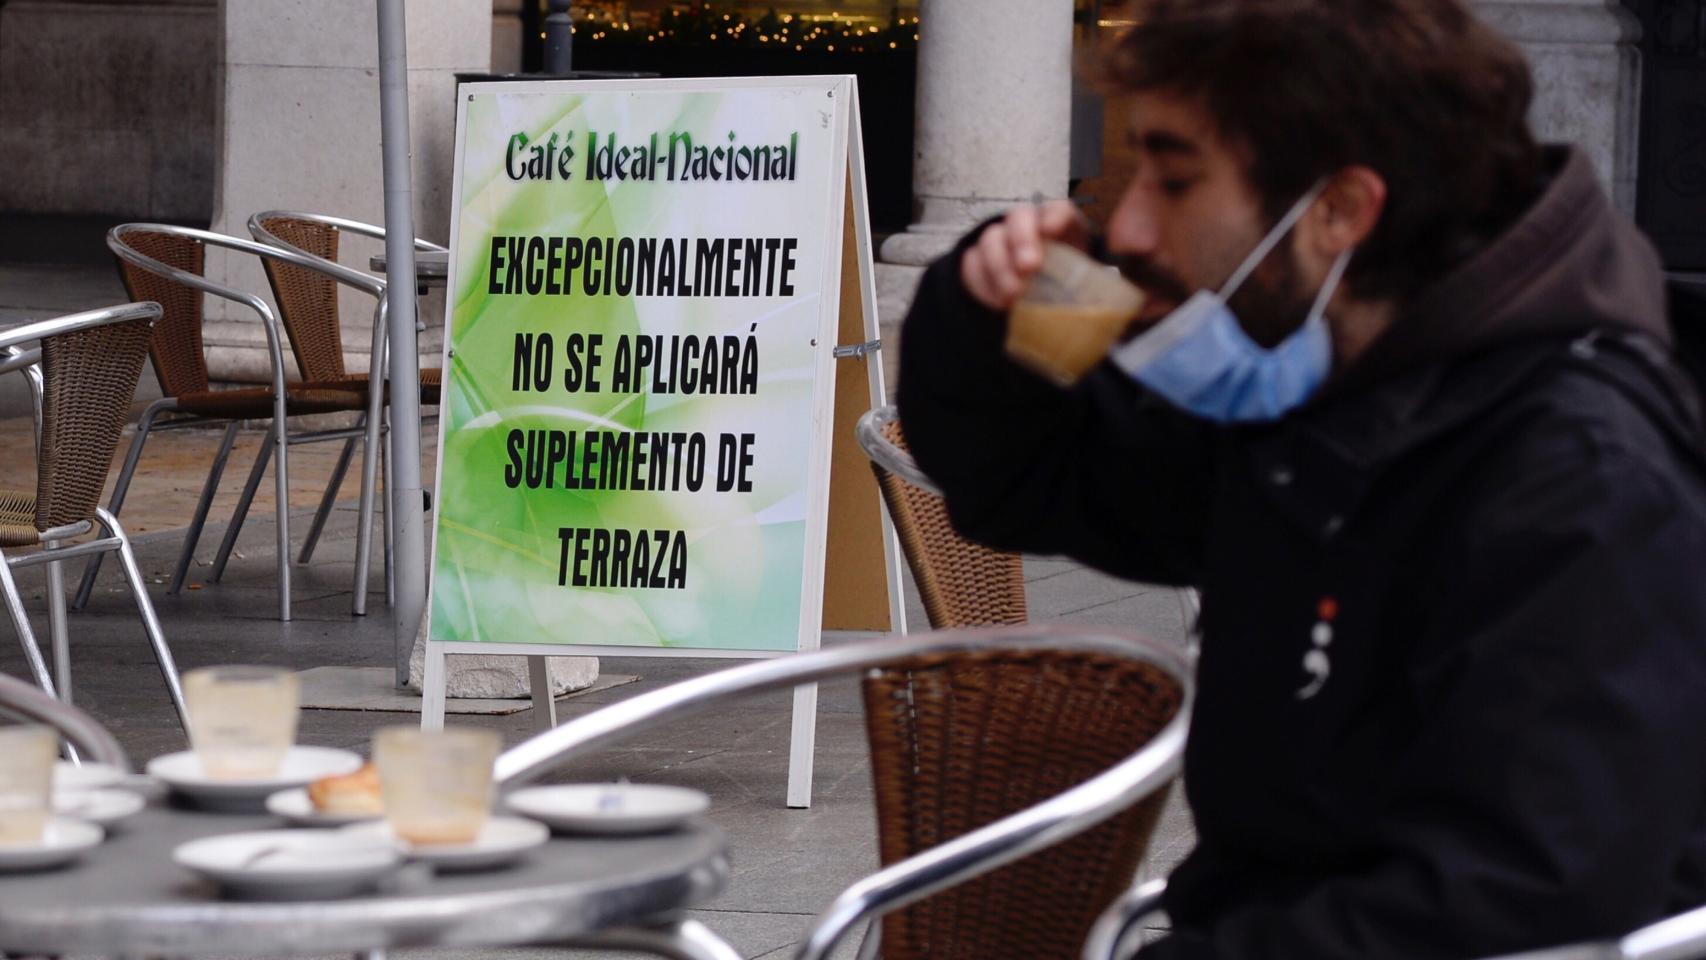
[897,1,1706,956]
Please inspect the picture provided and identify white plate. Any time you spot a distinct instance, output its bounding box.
[173,829,400,900]
[146,747,363,810]
[340,816,549,871]
[0,816,103,872]
[53,761,125,792]
[266,788,380,827]
[504,783,709,835]
[53,788,145,826]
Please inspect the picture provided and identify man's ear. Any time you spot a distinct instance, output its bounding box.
[1310,166,1386,255]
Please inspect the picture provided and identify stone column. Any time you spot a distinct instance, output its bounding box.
[205,0,493,384]
[1476,0,1642,214]
[875,0,1076,389]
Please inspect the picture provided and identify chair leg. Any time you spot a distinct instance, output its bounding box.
[303,434,358,566]
[352,402,382,616]
[0,551,79,763]
[73,401,164,610]
[0,552,56,698]
[211,435,274,583]
[100,509,190,733]
[45,547,69,704]
[382,428,395,607]
[272,417,292,623]
[171,422,240,594]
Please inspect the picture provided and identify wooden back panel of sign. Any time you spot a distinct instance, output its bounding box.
[822,175,893,632]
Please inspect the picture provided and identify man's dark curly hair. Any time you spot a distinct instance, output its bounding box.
[1099,0,1542,300]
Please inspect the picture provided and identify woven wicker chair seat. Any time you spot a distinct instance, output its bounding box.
[0,489,44,547]
[173,384,366,419]
[306,367,442,406]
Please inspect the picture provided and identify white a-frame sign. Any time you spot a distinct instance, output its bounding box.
[424,75,903,807]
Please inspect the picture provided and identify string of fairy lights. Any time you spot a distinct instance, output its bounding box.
[567,4,922,52]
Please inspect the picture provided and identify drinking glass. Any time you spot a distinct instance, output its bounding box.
[1005,241,1147,386]
[373,726,500,845]
[183,666,300,779]
[0,725,58,845]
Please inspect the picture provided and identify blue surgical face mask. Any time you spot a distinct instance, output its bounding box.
[1110,184,1353,423]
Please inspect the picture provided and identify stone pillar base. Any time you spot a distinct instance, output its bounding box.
[405,638,599,699]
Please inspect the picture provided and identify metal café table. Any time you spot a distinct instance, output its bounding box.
[0,800,732,959]
[370,249,449,290]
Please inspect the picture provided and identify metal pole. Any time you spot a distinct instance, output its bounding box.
[377,0,427,687]
[544,0,573,74]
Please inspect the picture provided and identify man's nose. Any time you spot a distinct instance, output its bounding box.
[1108,191,1161,256]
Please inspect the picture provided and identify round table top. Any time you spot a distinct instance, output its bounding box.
[369,249,449,284]
[0,800,727,956]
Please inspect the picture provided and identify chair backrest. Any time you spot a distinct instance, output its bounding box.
[111,230,210,398]
[865,647,1179,960]
[858,408,1028,628]
[254,215,347,382]
[492,626,1190,960]
[33,306,157,531]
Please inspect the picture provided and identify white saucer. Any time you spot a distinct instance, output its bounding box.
[340,816,549,871]
[0,816,104,872]
[266,788,380,827]
[53,761,125,792]
[173,829,400,900]
[146,747,363,811]
[504,783,709,835]
[53,788,145,826]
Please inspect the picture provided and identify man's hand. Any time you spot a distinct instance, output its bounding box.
[960,200,1092,312]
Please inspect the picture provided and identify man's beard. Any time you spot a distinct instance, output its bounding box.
[1226,245,1316,348]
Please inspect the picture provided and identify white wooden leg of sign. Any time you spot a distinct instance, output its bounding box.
[786,681,819,808]
[421,644,447,731]
[528,655,557,731]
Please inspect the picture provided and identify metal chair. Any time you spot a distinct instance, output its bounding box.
[496,625,1191,960]
[246,211,445,615]
[1083,874,1706,960]
[855,406,1029,628]
[72,224,377,623]
[0,303,189,731]
[0,671,129,771]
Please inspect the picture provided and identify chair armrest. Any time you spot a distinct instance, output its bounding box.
[1081,878,1168,960]
[0,346,41,376]
[855,405,943,495]
[0,673,129,771]
[795,759,1179,960]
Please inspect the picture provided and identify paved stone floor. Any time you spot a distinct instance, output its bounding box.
[0,236,1195,959]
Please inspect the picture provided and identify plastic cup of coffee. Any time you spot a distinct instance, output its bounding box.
[373,726,500,846]
[0,725,58,845]
[184,665,300,779]
[1005,241,1147,386]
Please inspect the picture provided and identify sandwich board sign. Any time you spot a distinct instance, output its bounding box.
[423,75,902,807]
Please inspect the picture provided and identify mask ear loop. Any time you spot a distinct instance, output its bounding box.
[1217,178,1329,300]
[1303,247,1355,331]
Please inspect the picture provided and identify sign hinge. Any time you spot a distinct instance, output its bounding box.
[833,339,882,359]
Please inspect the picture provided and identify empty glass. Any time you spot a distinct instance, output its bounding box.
[1005,241,1147,386]
[0,725,58,845]
[183,666,300,779]
[373,726,500,845]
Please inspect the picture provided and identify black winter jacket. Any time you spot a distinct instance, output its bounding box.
[897,147,1706,958]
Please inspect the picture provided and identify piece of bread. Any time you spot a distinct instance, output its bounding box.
[307,762,383,816]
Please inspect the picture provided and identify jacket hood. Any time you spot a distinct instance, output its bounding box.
[1331,146,1669,396]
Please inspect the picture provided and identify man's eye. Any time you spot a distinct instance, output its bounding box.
[1160,179,1193,196]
